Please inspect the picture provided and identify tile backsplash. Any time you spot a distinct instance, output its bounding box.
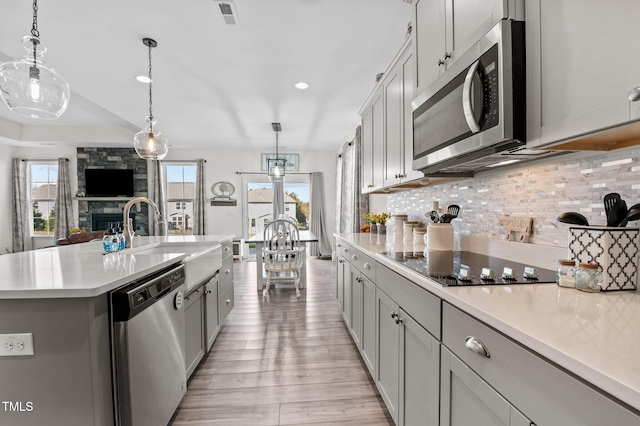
[387,148,640,248]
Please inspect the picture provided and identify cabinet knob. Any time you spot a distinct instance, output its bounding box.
[465,336,491,358]
[226,299,231,304]
[363,263,371,269]
[338,259,344,264]
[630,87,640,101]
[225,269,231,274]
[205,289,213,294]
[443,52,451,60]
[391,311,397,319]
[437,58,445,67]
[343,248,348,253]
[224,246,230,251]
[395,317,403,325]
[367,184,374,188]
[352,255,358,261]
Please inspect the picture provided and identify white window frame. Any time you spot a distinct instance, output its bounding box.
[164,162,197,235]
[28,161,58,238]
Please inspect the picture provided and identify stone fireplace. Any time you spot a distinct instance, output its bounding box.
[77,148,149,233]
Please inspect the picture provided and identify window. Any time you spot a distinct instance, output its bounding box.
[29,162,58,236]
[165,163,196,235]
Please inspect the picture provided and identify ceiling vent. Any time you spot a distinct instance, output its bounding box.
[214,1,240,26]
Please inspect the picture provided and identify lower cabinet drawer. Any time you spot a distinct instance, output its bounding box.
[219,255,233,295]
[442,302,640,426]
[218,282,234,325]
[349,246,376,282]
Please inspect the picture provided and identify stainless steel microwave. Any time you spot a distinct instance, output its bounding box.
[412,20,526,176]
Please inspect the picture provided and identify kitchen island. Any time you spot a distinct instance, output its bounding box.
[0,235,233,426]
[336,233,640,425]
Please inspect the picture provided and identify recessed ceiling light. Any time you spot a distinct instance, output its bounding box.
[136,75,152,83]
[294,82,309,90]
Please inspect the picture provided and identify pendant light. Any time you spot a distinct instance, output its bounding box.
[133,38,168,161]
[0,0,70,119]
[268,122,285,182]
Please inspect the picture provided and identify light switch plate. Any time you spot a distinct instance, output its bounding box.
[0,333,34,356]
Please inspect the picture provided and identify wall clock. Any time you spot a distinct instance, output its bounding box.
[211,181,236,197]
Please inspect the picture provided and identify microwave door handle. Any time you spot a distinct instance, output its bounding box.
[462,60,481,133]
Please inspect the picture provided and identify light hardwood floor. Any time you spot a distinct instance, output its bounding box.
[170,258,393,426]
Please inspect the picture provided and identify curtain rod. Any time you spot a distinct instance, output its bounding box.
[235,171,311,175]
[22,158,68,162]
[162,159,206,163]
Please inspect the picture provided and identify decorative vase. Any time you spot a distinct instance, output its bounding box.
[377,224,386,245]
[369,223,377,242]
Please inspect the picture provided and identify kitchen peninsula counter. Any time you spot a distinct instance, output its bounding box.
[0,235,234,299]
[336,233,640,415]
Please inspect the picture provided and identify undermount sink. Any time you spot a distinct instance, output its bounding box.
[131,242,222,291]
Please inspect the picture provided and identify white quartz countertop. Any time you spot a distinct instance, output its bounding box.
[336,233,640,413]
[0,235,234,299]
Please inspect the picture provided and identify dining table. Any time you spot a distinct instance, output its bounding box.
[247,230,318,291]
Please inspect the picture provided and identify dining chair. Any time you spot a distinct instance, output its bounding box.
[262,217,304,301]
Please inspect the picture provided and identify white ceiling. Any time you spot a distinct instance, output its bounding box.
[0,0,412,152]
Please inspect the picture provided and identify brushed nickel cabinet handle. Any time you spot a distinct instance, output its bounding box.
[363,263,371,269]
[352,255,358,261]
[225,269,230,274]
[226,299,231,304]
[465,336,490,358]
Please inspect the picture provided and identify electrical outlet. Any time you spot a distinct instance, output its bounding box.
[0,334,34,356]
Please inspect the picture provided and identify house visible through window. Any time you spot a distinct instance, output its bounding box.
[29,162,58,236]
[165,163,196,235]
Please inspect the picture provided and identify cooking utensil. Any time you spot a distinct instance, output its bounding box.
[440,214,452,223]
[446,205,460,218]
[619,202,640,227]
[607,199,627,227]
[556,212,589,226]
[604,193,621,218]
[429,210,440,223]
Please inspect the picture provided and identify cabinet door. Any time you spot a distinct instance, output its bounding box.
[361,274,376,376]
[398,308,440,426]
[414,0,447,91]
[628,1,640,120]
[336,257,346,309]
[535,0,631,145]
[400,47,424,183]
[441,347,523,426]
[185,289,205,378]
[350,267,363,349]
[342,260,352,328]
[447,0,514,66]
[371,91,385,190]
[384,65,403,187]
[205,278,219,352]
[361,106,374,192]
[376,290,400,423]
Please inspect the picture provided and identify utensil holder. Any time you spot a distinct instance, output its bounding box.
[568,226,639,291]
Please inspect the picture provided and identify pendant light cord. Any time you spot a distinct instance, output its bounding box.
[31,0,39,66]
[148,42,154,132]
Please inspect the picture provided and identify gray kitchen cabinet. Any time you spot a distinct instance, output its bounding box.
[218,242,235,325]
[398,307,440,426]
[204,274,219,352]
[443,302,640,426]
[184,285,205,378]
[361,87,384,193]
[414,0,523,92]
[383,41,423,188]
[440,347,533,426]
[350,264,363,348]
[376,289,400,423]
[342,256,352,328]
[375,289,440,426]
[526,0,640,147]
[361,274,376,376]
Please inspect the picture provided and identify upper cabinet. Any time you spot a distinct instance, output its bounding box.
[361,87,384,192]
[527,0,640,147]
[414,0,523,91]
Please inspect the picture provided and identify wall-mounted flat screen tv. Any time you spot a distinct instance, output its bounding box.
[85,169,135,197]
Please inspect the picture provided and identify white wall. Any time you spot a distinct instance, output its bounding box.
[155,148,337,240]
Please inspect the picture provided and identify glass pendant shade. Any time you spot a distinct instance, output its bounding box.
[133,117,168,160]
[0,36,70,119]
[268,158,286,182]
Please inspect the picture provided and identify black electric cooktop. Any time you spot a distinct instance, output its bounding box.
[379,251,557,286]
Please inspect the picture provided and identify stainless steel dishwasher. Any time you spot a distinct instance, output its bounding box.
[110,264,187,426]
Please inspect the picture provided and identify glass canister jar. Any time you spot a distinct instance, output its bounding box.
[392,215,407,242]
[557,259,576,288]
[403,221,418,243]
[575,263,602,293]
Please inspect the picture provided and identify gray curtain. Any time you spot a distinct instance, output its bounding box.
[193,159,207,235]
[147,160,167,236]
[11,159,32,252]
[335,126,369,235]
[53,158,75,241]
[309,172,331,256]
[272,179,284,220]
